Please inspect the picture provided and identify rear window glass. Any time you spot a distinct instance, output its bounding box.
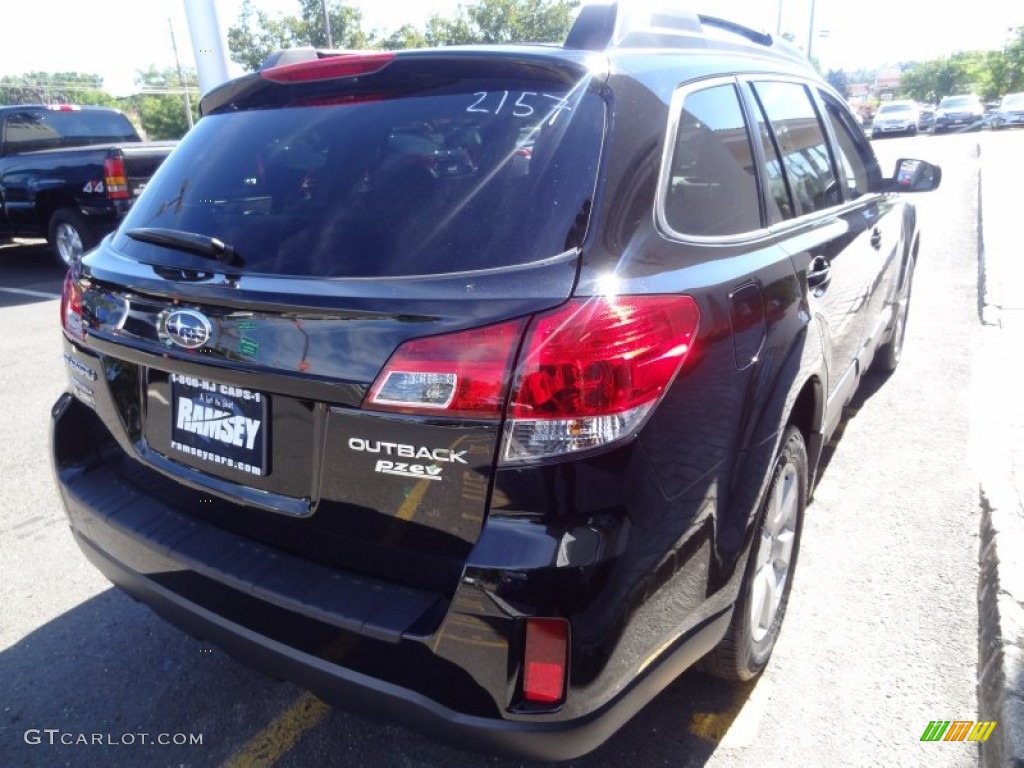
[115,82,605,278]
[664,83,761,237]
[940,97,978,109]
[3,110,137,152]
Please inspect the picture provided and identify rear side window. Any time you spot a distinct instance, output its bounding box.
[2,110,137,153]
[662,83,761,237]
[750,81,840,217]
[115,79,605,278]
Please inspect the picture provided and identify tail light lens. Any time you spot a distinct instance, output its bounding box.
[365,318,527,418]
[103,156,129,200]
[503,296,700,463]
[61,272,86,341]
[523,618,568,704]
[364,295,699,461]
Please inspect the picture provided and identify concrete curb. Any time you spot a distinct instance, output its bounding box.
[977,138,1024,768]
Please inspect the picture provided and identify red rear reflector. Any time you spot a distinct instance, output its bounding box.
[261,52,395,83]
[365,318,527,418]
[524,619,568,704]
[509,296,700,418]
[103,156,129,200]
[61,272,85,340]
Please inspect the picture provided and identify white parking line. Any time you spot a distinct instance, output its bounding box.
[0,286,61,300]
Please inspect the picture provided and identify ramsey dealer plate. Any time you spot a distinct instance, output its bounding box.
[169,373,268,476]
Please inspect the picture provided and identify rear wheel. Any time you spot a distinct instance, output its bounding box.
[48,209,96,268]
[703,426,807,681]
[876,255,915,373]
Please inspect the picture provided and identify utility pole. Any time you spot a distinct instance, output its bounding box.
[806,0,817,61]
[168,19,194,131]
[322,0,334,48]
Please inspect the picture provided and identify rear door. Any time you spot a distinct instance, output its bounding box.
[745,79,879,418]
[814,88,901,350]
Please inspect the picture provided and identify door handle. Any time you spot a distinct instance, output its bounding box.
[807,255,832,289]
[870,228,882,250]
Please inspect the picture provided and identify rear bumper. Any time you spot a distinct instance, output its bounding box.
[70,528,719,760]
[52,391,731,761]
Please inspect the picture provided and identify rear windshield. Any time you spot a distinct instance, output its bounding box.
[878,104,913,113]
[940,97,977,109]
[115,80,605,278]
[2,110,137,152]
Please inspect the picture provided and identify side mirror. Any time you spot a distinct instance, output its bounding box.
[891,158,941,192]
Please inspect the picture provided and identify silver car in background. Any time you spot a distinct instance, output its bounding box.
[991,93,1024,130]
[871,101,920,139]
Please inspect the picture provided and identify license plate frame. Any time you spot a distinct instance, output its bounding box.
[169,373,269,477]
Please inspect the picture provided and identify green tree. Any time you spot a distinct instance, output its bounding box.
[901,56,973,103]
[826,69,848,95]
[423,13,477,47]
[132,66,199,140]
[379,24,428,51]
[0,72,117,106]
[462,0,579,44]
[422,0,579,46]
[1000,27,1024,95]
[227,0,370,72]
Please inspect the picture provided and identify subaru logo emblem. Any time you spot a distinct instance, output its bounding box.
[164,309,213,350]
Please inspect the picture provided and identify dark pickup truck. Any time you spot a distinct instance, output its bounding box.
[0,105,175,266]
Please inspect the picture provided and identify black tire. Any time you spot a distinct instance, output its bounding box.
[876,254,915,373]
[702,426,807,681]
[909,125,918,136]
[47,208,96,268]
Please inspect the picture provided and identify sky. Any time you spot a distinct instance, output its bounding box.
[0,0,1020,97]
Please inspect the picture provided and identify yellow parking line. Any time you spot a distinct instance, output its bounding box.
[220,691,330,768]
[394,436,469,522]
[396,478,432,521]
[688,681,756,744]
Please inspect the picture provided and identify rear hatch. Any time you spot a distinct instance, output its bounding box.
[78,50,606,597]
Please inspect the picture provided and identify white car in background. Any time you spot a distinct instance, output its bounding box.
[871,101,920,139]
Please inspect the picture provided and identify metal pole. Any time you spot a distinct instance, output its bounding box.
[806,0,816,60]
[183,0,230,94]
[322,0,334,48]
[776,0,784,35]
[168,19,194,130]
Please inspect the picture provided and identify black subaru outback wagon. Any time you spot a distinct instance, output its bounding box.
[52,3,940,760]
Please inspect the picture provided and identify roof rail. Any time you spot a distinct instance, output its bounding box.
[565,1,805,64]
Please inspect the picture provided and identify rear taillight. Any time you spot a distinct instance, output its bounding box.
[365,318,527,418]
[364,295,699,462]
[523,618,568,704]
[260,52,395,83]
[103,156,129,200]
[61,272,85,341]
[503,296,700,462]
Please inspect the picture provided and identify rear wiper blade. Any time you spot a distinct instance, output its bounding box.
[125,228,241,265]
